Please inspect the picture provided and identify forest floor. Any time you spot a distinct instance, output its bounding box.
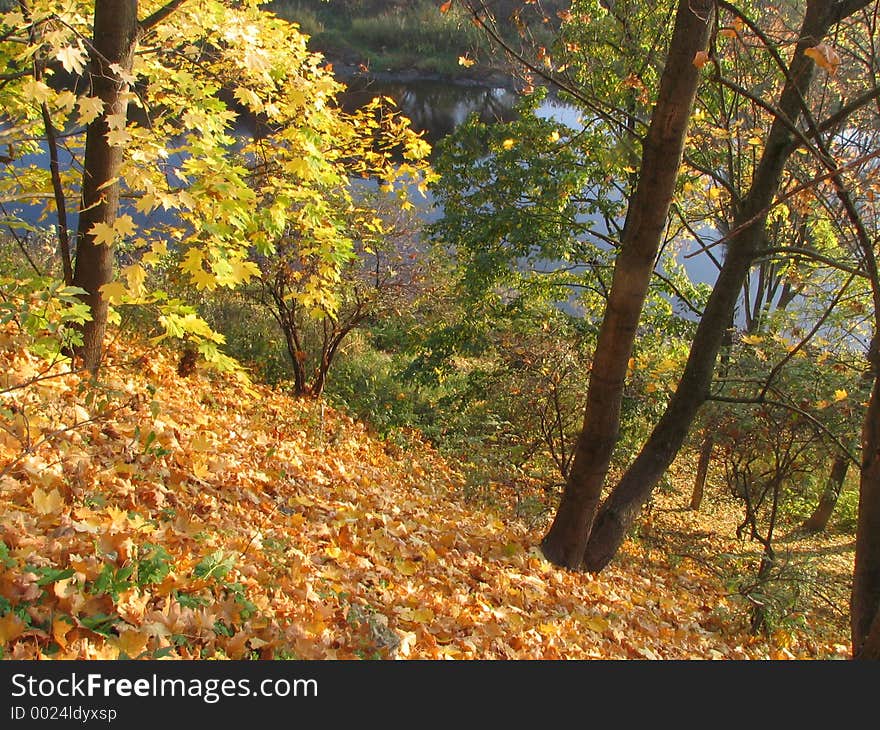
[0,326,854,660]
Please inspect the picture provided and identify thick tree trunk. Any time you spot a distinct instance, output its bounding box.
[71,0,139,371]
[582,0,848,573]
[539,0,714,568]
[689,433,714,510]
[802,454,849,533]
[852,371,880,658]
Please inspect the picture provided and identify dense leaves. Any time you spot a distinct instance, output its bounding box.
[0,0,430,370]
[0,325,854,659]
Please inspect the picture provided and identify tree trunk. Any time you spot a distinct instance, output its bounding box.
[71,0,139,371]
[539,0,714,569]
[689,433,714,510]
[582,0,850,573]
[852,369,880,658]
[802,454,849,533]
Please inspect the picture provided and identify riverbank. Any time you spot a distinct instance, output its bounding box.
[266,0,528,89]
[328,59,521,92]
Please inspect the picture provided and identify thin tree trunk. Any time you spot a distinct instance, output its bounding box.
[689,433,714,510]
[582,0,852,573]
[852,364,880,658]
[539,0,714,568]
[71,0,139,371]
[802,454,849,533]
[40,102,72,284]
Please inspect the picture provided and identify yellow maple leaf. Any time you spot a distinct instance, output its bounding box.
[32,486,65,515]
[115,628,150,658]
[142,239,168,266]
[458,55,475,68]
[576,614,610,633]
[834,389,848,402]
[77,95,105,125]
[52,616,75,650]
[136,191,158,215]
[501,138,516,150]
[190,431,212,452]
[410,607,434,624]
[106,127,132,147]
[108,63,136,85]
[395,558,420,576]
[100,281,128,305]
[233,85,263,112]
[191,456,210,480]
[22,78,52,104]
[181,249,217,290]
[191,267,217,291]
[114,214,137,238]
[56,45,87,75]
[121,264,147,297]
[229,259,260,285]
[89,221,117,246]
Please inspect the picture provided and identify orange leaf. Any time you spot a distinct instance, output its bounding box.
[804,43,840,74]
[115,628,150,658]
[693,50,710,69]
[439,0,452,13]
[52,616,75,649]
[0,613,26,646]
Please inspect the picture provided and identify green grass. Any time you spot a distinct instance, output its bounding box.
[266,0,499,76]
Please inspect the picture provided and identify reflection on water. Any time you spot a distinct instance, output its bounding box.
[337,77,522,145]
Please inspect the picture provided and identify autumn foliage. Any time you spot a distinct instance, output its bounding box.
[0,326,852,659]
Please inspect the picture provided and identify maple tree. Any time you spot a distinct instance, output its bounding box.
[0,0,430,372]
[536,0,714,569]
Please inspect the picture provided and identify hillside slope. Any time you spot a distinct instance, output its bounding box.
[0,327,852,659]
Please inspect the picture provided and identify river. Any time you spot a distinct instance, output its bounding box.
[1,72,718,299]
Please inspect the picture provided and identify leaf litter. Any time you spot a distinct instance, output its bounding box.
[0,327,853,659]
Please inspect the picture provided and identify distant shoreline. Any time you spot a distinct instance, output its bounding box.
[330,61,520,90]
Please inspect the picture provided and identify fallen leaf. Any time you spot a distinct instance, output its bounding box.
[0,613,26,646]
[52,616,75,649]
[32,487,64,515]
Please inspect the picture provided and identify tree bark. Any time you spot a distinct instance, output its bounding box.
[71,0,139,371]
[539,0,714,568]
[802,454,849,533]
[852,368,880,658]
[582,0,852,573]
[689,433,714,510]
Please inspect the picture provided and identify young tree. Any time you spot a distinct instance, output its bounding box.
[0,1,430,373]
[581,0,876,572]
[254,180,426,397]
[538,0,714,568]
[69,0,140,371]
